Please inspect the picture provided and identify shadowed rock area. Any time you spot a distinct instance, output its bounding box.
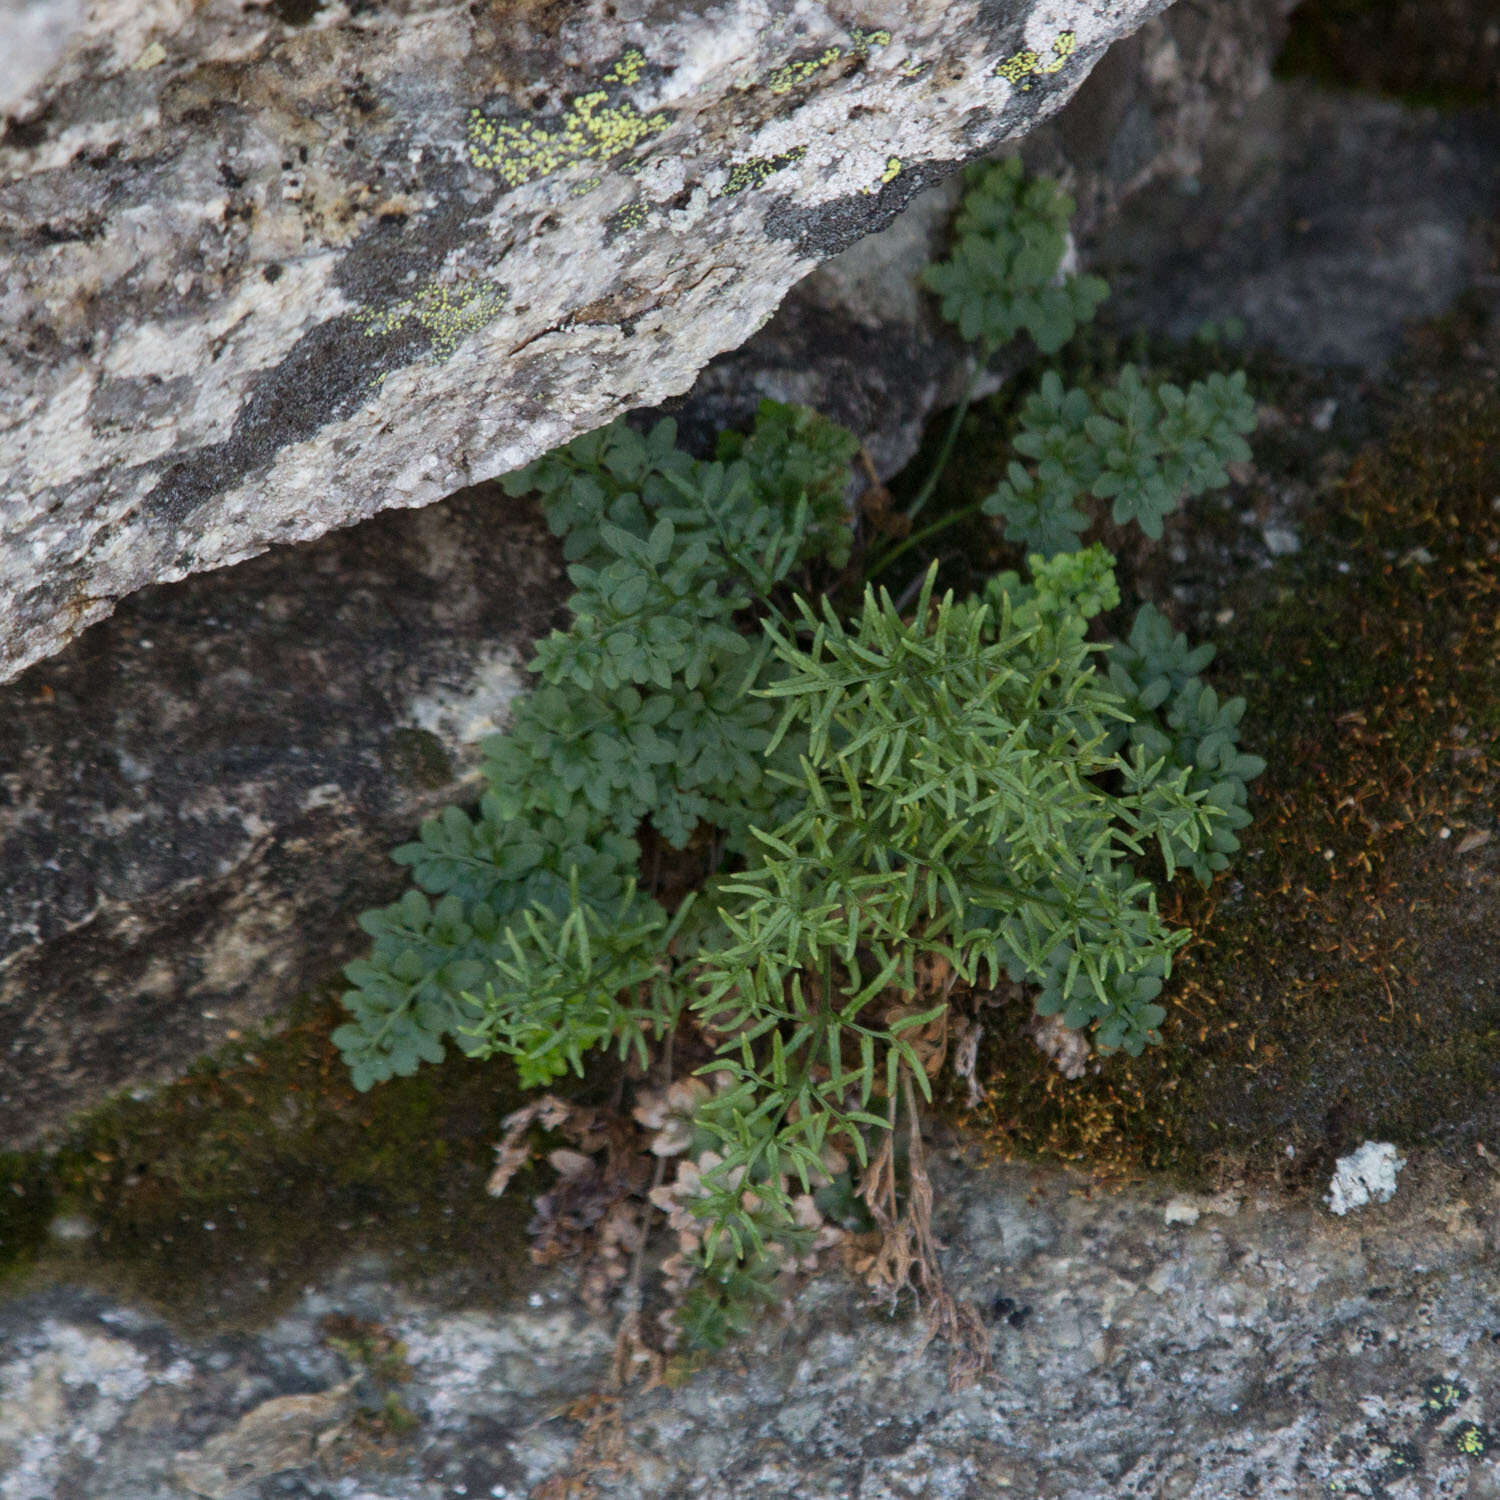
[0,0,1294,1148]
[3,1153,1496,1498]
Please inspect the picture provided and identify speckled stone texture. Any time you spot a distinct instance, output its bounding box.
[2,1154,1497,1498]
[0,0,1178,685]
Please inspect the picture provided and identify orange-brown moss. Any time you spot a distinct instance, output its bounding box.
[956,379,1500,1191]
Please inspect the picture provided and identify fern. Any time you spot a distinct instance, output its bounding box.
[1105,604,1266,883]
[677,553,1223,1254]
[338,403,852,1087]
[920,157,1108,354]
[335,162,1264,1340]
[985,366,1257,553]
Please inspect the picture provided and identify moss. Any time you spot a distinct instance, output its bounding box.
[949,377,1500,1191]
[384,726,453,790]
[0,991,538,1330]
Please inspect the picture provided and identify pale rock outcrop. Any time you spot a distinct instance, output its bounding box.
[0,0,1181,684]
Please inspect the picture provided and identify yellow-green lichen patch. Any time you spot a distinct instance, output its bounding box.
[719,145,807,198]
[602,47,648,88]
[765,47,844,96]
[996,30,1077,89]
[356,279,507,363]
[861,156,903,195]
[466,54,671,188]
[605,201,650,236]
[762,27,889,95]
[1452,1423,1494,1459]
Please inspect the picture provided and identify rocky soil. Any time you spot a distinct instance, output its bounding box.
[4,9,1500,1500]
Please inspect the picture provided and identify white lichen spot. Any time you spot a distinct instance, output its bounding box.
[407,649,525,746]
[1325,1141,1406,1216]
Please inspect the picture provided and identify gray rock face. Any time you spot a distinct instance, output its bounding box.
[0,485,562,1147]
[3,1153,1497,1498]
[0,0,1295,1148]
[0,0,1174,686]
[1097,82,1500,370]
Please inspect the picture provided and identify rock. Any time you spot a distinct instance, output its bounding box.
[1163,1191,1242,1226]
[0,0,83,113]
[1096,80,1500,369]
[673,0,1297,480]
[172,1381,355,1499]
[1326,1140,1407,1216]
[0,0,1180,686]
[0,0,1297,1148]
[1,1154,1497,1497]
[1162,1196,1200,1225]
[0,484,564,1148]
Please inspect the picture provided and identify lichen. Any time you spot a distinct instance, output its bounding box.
[859,156,903,196]
[355,279,508,365]
[466,53,672,187]
[996,30,1077,90]
[765,47,845,96]
[601,47,648,88]
[849,27,892,56]
[718,145,807,199]
[605,201,650,236]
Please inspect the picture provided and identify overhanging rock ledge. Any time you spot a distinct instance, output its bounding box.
[0,0,1170,683]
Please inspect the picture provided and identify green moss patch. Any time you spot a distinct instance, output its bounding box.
[0,991,536,1329]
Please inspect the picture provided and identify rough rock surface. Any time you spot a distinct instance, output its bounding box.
[672,0,1295,477]
[3,1152,1498,1498]
[0,0,1174,685]
[0,485,563,1147]
[1097,83,1500,370]
[0,0,1295,1148]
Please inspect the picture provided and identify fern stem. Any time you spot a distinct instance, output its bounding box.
[868,501,986,583]
[903,349,992,523]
